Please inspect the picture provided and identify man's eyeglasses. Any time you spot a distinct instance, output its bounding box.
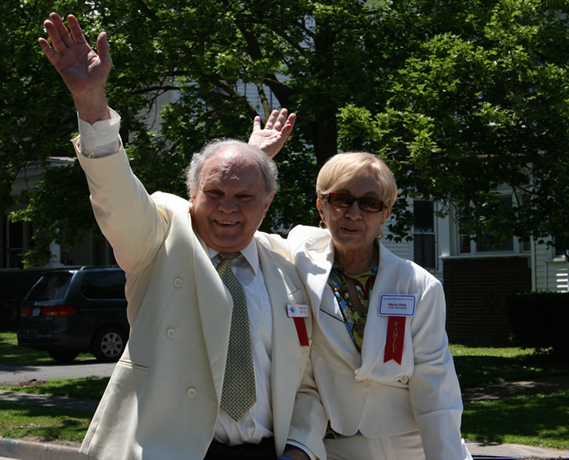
[323,192,386,213]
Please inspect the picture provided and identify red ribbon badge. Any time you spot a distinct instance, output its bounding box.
[384,316,406,364]
[293,318,309,347]
[287,304,310,347]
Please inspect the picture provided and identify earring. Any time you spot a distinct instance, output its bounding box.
[319,221,327,229]
[377,231,384,240]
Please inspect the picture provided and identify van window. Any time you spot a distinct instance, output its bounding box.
[81,271,126,300]
[26,273,72,301]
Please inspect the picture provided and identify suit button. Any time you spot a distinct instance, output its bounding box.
[173,278,183,288]
[186,388,197,398]
[166,328,176,339]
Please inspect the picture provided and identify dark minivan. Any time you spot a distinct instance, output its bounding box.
[18,266,129,363]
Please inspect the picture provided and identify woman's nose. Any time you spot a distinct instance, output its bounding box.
[345,201,362,219]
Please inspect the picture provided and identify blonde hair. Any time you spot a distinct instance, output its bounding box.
[316,152,397,209]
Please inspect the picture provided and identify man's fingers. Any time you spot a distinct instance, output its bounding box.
[43,19,70,56]
[284,112,297,131]
[50,13,75,49]
[264,109,279,129]
[252,115,262,132]
[96,32,112,65]
[38,37,59,65]
[67,14,89,46]
[273,109,289,131]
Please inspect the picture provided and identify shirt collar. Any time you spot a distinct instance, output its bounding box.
[207,238,260,276]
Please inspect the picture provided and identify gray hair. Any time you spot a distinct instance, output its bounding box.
[186,139,278,199]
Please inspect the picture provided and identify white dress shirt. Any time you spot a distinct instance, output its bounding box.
[209,244,274,445]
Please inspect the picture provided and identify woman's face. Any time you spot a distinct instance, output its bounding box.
[317,169,391,257]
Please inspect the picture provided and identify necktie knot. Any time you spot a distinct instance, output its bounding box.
[216,252,241,275]
[219,252,241,262]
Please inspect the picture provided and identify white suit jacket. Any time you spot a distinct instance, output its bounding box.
[74,140,327,460]
[258,225,470,460]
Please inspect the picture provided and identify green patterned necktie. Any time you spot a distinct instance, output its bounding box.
[216,252,256,421]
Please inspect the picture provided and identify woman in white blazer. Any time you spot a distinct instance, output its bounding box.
[259,152,472,460]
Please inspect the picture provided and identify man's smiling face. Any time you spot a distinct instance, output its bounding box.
[190,147,273,253]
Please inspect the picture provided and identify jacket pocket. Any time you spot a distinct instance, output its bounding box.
[117,358,151,372]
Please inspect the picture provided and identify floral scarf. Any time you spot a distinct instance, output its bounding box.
[328,261,378,352]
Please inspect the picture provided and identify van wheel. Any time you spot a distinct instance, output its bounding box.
[91,326,127,362]
[48,349,79,363]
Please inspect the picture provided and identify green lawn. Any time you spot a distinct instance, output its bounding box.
[449,344,569,451]
[450,344,569,388]
[0,401,92,444]
[0,331,91,364]
[0,331,54,364]
[0,377,109,400]
[462,389,569,451]
[0,332,106,443]
[1,331,569,450]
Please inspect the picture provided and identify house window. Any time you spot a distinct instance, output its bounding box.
[413,200,436,269]
[5,220,31,268]
[476,196,514,252]
[459,195,519,254]
[519,240,531,252]
[476,223,514,252]
[459,234,472,254]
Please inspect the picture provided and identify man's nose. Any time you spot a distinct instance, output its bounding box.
[218,196,238,212]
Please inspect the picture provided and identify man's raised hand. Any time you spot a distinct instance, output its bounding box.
[248,108,296,158]
[39,13,112,122]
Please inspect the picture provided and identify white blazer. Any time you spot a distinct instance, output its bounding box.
[258,225,470,460]
[74,140,327,460]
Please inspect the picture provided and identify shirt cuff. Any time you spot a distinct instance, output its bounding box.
[77,107,121,158]
[285,441,316,460]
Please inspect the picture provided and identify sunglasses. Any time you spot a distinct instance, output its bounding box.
[323,192,386,213]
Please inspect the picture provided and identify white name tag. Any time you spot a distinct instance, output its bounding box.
[379,295,417,317]
[286,304,309,318]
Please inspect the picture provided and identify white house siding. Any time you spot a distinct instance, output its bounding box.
[382,203,445,282]
[534,243,569,292]
[141,90,178,135]
[382,215,413,262]
[382,237,412,262]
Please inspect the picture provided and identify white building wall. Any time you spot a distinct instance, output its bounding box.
[534,243,569,292]
[382,199,447,282]
[382,236,412,261]
[382,213,413,261]
[142,90,179,135]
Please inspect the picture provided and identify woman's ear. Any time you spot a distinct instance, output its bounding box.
[381,208,391,226]
[316,197,325,221]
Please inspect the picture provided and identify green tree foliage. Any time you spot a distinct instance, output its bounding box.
[338,0,569,249]
[3,0,569,266]
[11,161,99,265]
[1,0,105,267]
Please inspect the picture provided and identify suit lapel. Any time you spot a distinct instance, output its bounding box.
[297,234,361,364]
[194,234,233,402]
[257,242,303,450]
[296,237,338,320]
[359,244,397,378]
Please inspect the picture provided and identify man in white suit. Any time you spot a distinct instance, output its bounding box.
[39,12,326,460]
